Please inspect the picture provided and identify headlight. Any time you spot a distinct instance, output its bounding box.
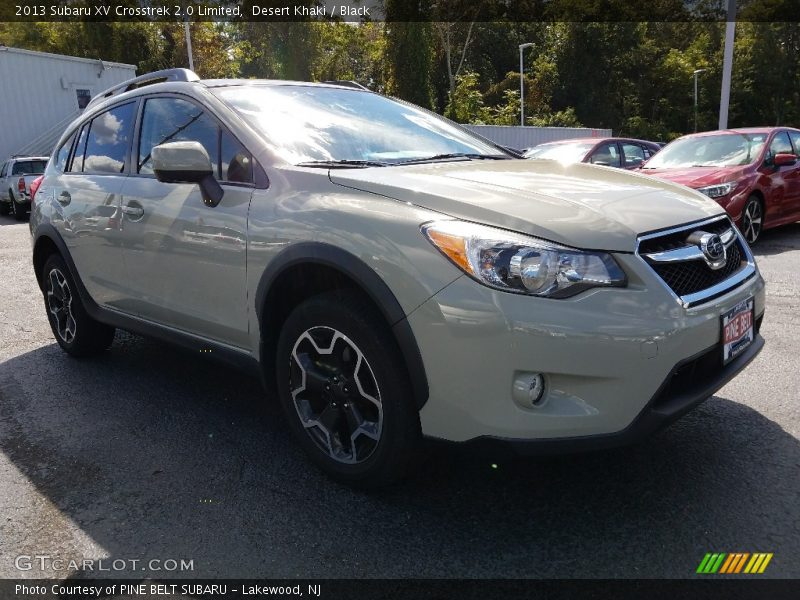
[421,220,626,298]
[697,182,737,198]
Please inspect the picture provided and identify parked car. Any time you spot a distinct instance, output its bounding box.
[639,127,800,244]
[523,137,661,169]
[0,155,49,220]
[31,69,764,486]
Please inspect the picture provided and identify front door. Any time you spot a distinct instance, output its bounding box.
[118,95,253,348]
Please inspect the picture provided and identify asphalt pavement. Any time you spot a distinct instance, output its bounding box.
[1,214,799,579]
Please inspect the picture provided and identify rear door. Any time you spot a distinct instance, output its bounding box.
[50,101,136,309]
[786,130,800,220]
[118,94,253,348]
[761,130,800,223]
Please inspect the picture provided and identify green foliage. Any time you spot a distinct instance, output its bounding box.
[3,17,800,137]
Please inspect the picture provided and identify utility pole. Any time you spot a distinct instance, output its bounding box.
[519,43,534,126]
[719,0,736,129]
[184,20,194,72]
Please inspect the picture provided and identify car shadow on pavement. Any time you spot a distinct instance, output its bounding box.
[0,214,28,227]
[750,223,800,257]
[1,333,798,579]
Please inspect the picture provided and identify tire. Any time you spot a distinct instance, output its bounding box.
[741,196,764,245]
[275,290,421,488]
[10,192,27,221]
[42,254,116,357]
[0,194,9,216]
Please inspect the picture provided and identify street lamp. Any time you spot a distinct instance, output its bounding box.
[693,68,707,132]
[519,43,534,126]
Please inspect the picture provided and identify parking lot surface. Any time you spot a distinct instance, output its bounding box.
[1,214,799,579]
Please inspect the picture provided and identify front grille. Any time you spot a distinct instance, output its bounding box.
[638,217,752,302]
[638,218,731,255]
[649,241,745,297]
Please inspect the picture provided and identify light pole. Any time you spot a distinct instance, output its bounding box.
[693,68,706,132]
[519,43,534,126]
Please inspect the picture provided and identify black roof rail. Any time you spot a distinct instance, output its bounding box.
[87,68,200,109]
[321,80,370,90]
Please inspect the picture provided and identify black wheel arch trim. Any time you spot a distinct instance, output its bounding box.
[32,224,260,376]
[255,241,429,410]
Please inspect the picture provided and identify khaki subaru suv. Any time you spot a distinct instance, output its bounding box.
[30,69,765,486]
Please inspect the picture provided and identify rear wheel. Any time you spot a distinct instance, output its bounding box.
[275,290,421,488]
[11,193,27,221]
[42,254,115,357]
[0,193,9,216]
[741,196,763,245]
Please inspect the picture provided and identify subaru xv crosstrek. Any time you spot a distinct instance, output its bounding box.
[30,69,765,486]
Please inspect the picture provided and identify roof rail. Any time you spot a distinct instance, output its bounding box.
[321,80,370,91]
[87,68,200,108]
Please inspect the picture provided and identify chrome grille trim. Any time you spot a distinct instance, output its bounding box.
[635,215,757,309]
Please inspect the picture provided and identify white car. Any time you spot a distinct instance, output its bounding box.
[0,155,48,220]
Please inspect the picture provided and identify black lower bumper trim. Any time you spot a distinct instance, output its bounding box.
[432,332,765,458]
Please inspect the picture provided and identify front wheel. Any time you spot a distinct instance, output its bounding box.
[42,254,116,357]
[275,290,421,488]
[741,196,763,245]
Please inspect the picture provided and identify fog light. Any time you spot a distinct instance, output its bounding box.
[512,373,546,409]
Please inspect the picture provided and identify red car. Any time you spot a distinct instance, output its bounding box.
[524,137,661,169]
[640,127,800,244]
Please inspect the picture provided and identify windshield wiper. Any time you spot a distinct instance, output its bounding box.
[296,159,389,168]
[396,153,512,165]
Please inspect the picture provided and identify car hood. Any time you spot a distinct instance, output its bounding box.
[639,166,746,189]
[329,159,725,252]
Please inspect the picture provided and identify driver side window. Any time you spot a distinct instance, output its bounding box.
[768,131,793,160]
[137,97,220,178]
[590,143,621,167]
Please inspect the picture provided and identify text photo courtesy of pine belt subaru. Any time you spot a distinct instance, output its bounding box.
[640,127,800,245]
[29,69,765,487]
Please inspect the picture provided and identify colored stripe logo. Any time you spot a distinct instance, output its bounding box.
[697,552,773,574]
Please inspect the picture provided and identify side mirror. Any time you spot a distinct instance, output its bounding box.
[152,141,224,207]
[773,153,797,167]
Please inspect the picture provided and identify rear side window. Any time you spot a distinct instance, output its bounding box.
[55,131,77,172]
[788,131,800,157]
[137,97,220,177]
[82,102,136,174]
[621,143,645,168]
[12,160,47,175]
[69,124,89,173]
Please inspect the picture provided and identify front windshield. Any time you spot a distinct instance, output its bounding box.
[643,133,767,169]
[524,141,594,162]
[217,85,504,165]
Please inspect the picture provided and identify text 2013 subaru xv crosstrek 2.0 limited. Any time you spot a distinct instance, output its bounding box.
[30,69,765,486]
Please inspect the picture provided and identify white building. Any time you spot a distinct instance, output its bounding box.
[0,46,136,161]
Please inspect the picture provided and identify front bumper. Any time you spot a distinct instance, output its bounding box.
[407,252,766,443]
[443,332,763,457]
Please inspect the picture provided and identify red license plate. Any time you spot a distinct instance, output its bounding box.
[722,298,754,364]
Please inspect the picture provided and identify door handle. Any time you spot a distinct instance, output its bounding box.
[121,203,144,219]
[57,191,71,206]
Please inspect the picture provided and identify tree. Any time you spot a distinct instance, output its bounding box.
[384,0,434,108]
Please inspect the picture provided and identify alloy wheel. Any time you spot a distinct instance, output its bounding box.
[742,200,762,244]
[46,268,77,343]
[289,326,383,464]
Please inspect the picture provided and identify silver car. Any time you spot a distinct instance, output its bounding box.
[30,69,765,486]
